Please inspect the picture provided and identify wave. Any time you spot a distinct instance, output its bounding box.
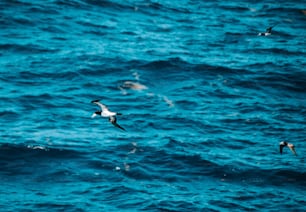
[219,4,254,13]
[251,48,304,56]
[0,138,305,211]
[127,153,304,190]
[3,70,83,85]
[135,57,251,76]
[0,143,84,161]
[27,5,60,15]
[30,203,82,212]
[253,70,306,93]
[54,0,87,9]
[0,43,58,54]
[82,0,135,11]
[0,0,32,7]
[0,110,19,118]
[266,7,305,14]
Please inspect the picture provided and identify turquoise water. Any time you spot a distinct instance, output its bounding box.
[1,0,305,211]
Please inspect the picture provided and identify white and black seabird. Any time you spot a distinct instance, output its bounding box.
[279,141,296,156]
[91,100,126,131]
[258,24,277,36]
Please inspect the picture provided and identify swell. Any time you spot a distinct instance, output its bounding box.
[133,57,253,76]
[253,69,306,93]
[82,0,135,11]
[0,143,84,161]
[0,43,59,54]
[0,143,88,181]
[250,48,305,56]
[0,0,33,7]
[13,57,253,81]
[98,142,306,187]
[0,142,305,190]
[2,70,83,85]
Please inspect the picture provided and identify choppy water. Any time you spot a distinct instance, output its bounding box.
[1,0,306,211]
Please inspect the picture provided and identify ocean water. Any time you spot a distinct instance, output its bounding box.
[0,0,306,211]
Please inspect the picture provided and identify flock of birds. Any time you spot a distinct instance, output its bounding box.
[90,24,298,157]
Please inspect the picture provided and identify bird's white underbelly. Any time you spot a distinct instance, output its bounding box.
[102,111,116,117]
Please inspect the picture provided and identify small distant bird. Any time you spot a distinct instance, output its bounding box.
[258,24,278,36]
[279,141,296,156]
[91,100,126,131]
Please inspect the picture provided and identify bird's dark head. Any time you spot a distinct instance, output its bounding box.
[91,111,101,118]
[91,99,100,103]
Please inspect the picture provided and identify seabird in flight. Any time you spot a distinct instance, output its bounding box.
[279,141,296,156]
[91,100,125,131]
[258,24,278,36]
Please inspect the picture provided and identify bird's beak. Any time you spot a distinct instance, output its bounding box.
[91,113,97,118]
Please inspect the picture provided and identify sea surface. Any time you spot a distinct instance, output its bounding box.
[0,0,306,211]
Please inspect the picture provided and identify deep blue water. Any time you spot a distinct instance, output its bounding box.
[1,0,306,211]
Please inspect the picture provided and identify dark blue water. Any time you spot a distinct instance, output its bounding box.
[1,0,306,211]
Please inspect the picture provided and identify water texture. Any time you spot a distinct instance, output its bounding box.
[0,0,305,211]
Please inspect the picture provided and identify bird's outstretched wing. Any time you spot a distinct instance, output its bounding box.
[109,116,126,131]
[266,27,272,33]
[279,141,286,154]
[288,144,297,156]
[265,23,278,33]
[91,100,109,112]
